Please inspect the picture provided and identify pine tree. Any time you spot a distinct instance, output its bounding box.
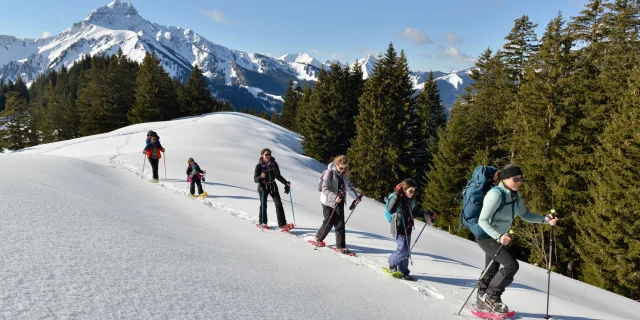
[220,101,235,111]
[270,110,279,124]
[414,71,446,188]
[299,65,349,163]
[295,84,312,136]
[182,65,213,116]
[348,44,415,201]
[105,48,136,131]
[501,15,540,161]
[40,80,67,142]
[77,56,108,136]
[577,67,640,299]
[279,80,300,130]
[343,61,365,154]
[0,92,31,150]
[13,76,30,101]
[0,78,6,112]
[128,52,165,124]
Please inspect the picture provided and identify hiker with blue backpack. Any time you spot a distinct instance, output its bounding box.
[384,178,435,281]
[460,164,558,315]
[313,155,361,255]
[253,148,293,231]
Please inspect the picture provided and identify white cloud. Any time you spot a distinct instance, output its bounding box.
[203,9,228,24]
[41,31,53,38]
[442,45,475,64]
[446,32,463,43]
[310,49,322,57]
[397,28,432,45]
[331,52,347,60]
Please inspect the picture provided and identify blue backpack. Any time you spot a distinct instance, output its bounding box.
[458,166,507,238]
[384,192,396,222]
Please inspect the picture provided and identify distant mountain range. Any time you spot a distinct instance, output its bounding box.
[0,0,474,113]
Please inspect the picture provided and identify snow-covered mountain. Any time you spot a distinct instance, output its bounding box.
[412,68,475,111]
[0,0,473,113]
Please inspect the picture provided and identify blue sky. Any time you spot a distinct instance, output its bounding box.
[0,0,590,72]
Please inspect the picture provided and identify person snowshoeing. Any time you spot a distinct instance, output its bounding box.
[186,158,206,197]
[253,148,292,231]
[143,132,165,183]
[476,164,558,313]
[315,155,361,254]
[385,178,434,281]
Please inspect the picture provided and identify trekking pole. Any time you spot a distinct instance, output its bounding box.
[163,151,167,181]
[261,187,266,232]
[316,195,340,250]
[457,232,513,315]
[545,210,556,320]
[410,211,435,252]
[400,212,413,266]
[344,194,364,225]
[410,222,428,252]
[142,154,146,179]
[288,190,296,226]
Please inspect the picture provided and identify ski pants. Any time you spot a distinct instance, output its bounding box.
[149,158,159,180]
[258,188,287,227]
[317,203,346,249]
[190,175,204,195]
[476,237,520,298]
[388,234,412,276]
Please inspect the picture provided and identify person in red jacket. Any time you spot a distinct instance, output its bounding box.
[143,133,164,183]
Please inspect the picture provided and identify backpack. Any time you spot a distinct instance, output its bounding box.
[458,166,508,239]
[384,192,396,223]
[317,169,333,192]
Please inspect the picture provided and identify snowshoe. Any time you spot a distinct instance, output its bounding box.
[382,267,403,278]
[256,223,270,230]
[152,178,160,183]
[333,247,356,256]
[280,223,294,233]
[198,192,208,199]
[307,240,326,247]
[468,296,515,319]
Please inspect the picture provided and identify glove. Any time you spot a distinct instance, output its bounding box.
[284,184,290,194]
[348,194,364,211]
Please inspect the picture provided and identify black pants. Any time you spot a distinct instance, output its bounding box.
[190,175,204,195]
[258,188,287,227]
[476,237,520,299]
[149,158,159,180]
[317,203,346,249]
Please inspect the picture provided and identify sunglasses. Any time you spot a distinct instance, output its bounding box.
[264,153,271,156]
[513,177,523,183]
[337,166,347,171]
[406,189,416,194]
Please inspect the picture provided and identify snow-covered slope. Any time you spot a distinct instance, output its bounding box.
[7,112,639,319]
[412,68,475,112]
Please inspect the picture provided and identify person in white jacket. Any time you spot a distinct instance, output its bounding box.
[315,155,361,254]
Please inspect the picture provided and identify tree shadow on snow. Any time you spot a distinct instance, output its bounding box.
[412,275,543,294]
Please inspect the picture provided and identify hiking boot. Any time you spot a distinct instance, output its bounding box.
[388,265,398,273]
[401,274,416,281]
[477,289,486,301]
[480,294,509,313]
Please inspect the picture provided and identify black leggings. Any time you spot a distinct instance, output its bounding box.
[476,237,520,298]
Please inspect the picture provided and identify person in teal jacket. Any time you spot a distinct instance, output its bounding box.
[476,164,558,314]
